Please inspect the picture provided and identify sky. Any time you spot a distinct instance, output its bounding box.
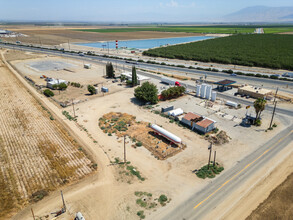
[0,0,293,22]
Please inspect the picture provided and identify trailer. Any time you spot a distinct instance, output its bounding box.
[161,77,181,86]
[150,124,181,145]
[225,101,238,108]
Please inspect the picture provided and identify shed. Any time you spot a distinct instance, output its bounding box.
[181,112,203,127]
[168,108,183,117]
[161,106,174,113]
[121,72,149,85]
[215,79,236,91]
[194,118,216,134]
[46,78,68,89]
[84,64,91,69]
[101,87,109,93]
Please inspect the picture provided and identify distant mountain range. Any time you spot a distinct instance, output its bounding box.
[223,6,293,22]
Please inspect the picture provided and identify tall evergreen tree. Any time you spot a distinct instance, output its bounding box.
[131,65,138,87]
[106,62,115,78]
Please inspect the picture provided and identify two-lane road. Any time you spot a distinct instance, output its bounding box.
[157,124,293,220]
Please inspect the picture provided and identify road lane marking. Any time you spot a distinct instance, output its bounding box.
[194,130,293,210]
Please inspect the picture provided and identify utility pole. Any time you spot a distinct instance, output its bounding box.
[57,79,60,95]
[61,191,66,212]
[269,101,277,129]
[68,39,70,51]
[31,208,36,220]
[124,135,126,163]
[269,88,278,129]
[207,143,212,170]
[72,99,75,117]
[213,151,216,167]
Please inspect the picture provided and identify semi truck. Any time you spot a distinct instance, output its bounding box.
[161,77,181,86]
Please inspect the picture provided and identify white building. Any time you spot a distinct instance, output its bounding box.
[121,72,149,85]
[46,78,68,89]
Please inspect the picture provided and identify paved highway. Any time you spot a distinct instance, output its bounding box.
[158,124,293,220]
[1,43,293,90]
[2,43,293,117]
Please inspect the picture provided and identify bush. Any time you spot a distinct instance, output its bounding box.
[43,89,54,97]
[137,210,145,219]
[160,86,186,100]
[58,82,68,90]
[255,119,262,126]
[88,85,96,95]
[136,141,142,147]
[158,194,168,205]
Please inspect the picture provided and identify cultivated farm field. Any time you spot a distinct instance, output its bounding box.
[77,25,293,34]
[0,62,95,219]
[143,34,293,70]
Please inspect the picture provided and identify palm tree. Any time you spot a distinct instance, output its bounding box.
[253,98,267,120]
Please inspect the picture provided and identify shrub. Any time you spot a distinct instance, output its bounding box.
[136,141,142,147]
[137,210,145,219]
[88,85,96,95]
[255,119,262,126]
[158,194,168,205]
[43,89,54,97]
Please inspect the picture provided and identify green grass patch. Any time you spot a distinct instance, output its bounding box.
[196,163,224,179]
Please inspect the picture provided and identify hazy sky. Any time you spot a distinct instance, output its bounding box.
[0,0,293,22]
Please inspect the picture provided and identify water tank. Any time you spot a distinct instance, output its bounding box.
[211,91,217,102]
[196,85,201,97]
[206,85,212,100]
[200,84,207,98]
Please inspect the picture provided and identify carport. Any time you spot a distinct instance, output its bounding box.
[214,79,236,91]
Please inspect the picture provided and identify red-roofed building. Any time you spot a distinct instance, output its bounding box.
[194,118,216,134]
[181,112,203,127]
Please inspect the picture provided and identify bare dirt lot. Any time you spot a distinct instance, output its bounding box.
[0,56,95,219]
[246,162,293,220]
[1,25,201,45]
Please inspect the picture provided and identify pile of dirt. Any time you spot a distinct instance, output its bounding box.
[205,130,231,145]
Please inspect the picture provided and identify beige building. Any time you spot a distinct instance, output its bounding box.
[238,86,272,99]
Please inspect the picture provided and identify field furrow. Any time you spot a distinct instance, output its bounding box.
[0,63,95,218]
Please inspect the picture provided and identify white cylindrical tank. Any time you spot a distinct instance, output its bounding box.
[206,85,212,100]
[196,85,201,97]
[201,84,206,98]
[151,124,182,144]
[211,91,217,101]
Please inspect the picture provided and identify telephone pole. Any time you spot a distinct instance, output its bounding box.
[213,151,217,167]
[207,143,212,170]
[72,99,75,117]
[31,208,36,220]
[61,191,66,212]
[124,135,126,163]
[269,88,278,129]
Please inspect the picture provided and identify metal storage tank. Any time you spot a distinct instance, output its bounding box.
[196,85,201,97]
[150,124,182,144]
[206,85,212,100]
[200,84,207,98]
[211,91,217,101]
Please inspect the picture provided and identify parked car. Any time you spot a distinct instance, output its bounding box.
[231,73,237,76]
